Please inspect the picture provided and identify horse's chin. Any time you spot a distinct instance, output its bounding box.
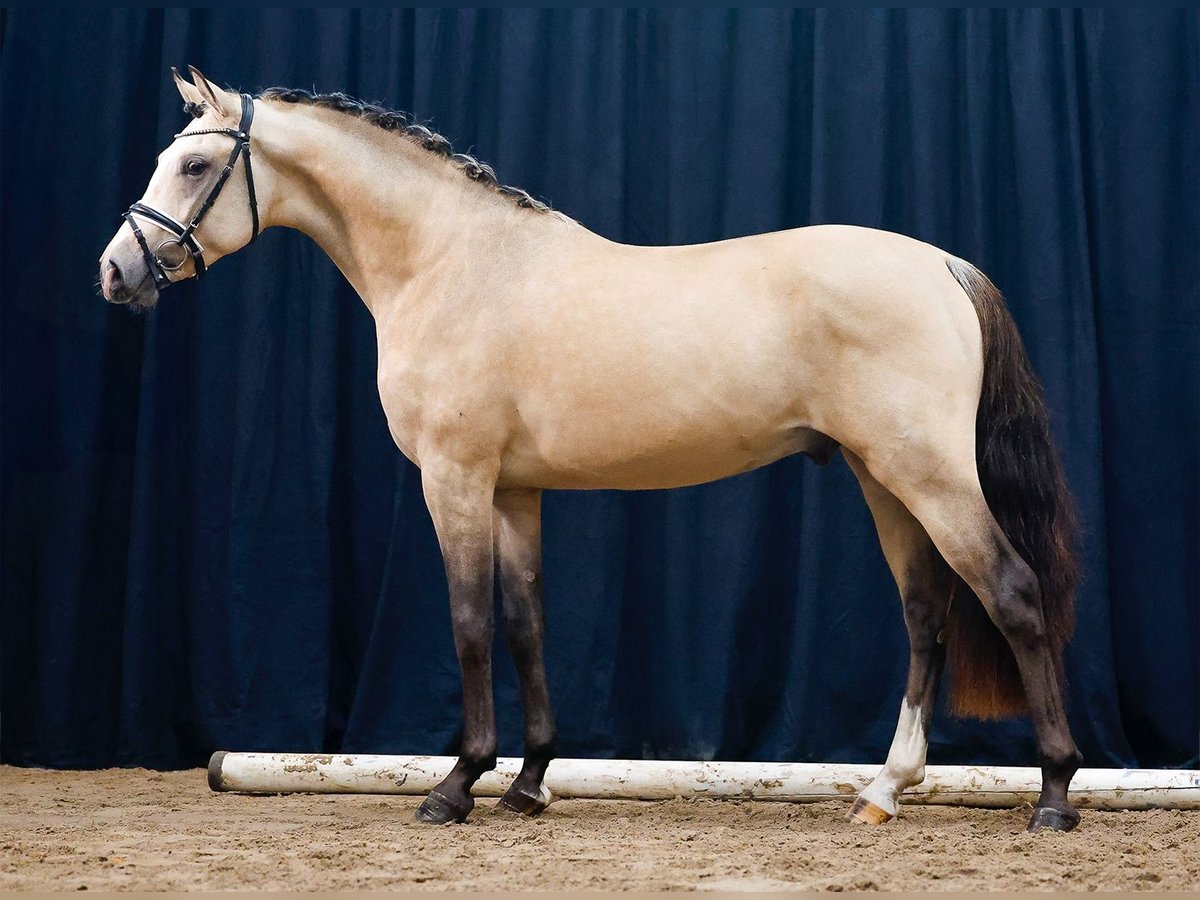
[123,285,160,313]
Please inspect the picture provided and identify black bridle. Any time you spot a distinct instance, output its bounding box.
[123,92,259,291]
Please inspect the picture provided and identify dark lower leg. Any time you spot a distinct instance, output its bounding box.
[1012,644,1082,830]
[499,621,557,814]
[415,465,499,824]
[416,622,497,823]
[850,552,951,823]
[494,489,557,815]
[501,620,557,811]
[983,544,1081,831]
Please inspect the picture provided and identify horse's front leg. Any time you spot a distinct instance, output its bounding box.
[415,456,500,824]
[494,488,557,815]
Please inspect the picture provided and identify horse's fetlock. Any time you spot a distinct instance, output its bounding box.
[1040,745,1082,778]
[525,734,558,764]
[470,751,498,774]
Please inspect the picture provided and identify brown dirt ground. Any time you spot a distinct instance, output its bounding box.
[1,766,1197,891]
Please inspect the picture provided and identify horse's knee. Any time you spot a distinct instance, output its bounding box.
[451,609,492,667]
[501,593,538,634]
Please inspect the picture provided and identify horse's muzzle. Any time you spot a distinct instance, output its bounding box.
[99,257,158,310]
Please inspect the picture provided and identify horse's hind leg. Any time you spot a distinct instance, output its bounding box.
[872,453,1082,832]
[843,450,955,825]
[493,488,557,815]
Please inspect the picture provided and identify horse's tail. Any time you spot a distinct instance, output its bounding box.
[941,257,1079,719]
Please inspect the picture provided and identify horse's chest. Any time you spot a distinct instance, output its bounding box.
[375,342,495,470]
[375,356,426,468]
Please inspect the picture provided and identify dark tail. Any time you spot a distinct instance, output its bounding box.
[942,257,1079,719]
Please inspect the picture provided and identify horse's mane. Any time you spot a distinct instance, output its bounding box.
[255,87,551,213]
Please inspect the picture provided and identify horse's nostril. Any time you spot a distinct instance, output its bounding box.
[102,260,125,300]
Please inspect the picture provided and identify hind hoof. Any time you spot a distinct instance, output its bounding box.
[847,797,893,825]
[415,790,472,824]
[1027,806,1079,833]
[498,783,553,817]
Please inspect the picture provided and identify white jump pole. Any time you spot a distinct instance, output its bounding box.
[207,752,1200,810]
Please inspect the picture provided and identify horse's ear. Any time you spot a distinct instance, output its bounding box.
[172,67,205,110]
[186,65,240,121]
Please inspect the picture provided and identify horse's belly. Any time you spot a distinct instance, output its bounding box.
[495,317,827,490]
[497,420,835,490]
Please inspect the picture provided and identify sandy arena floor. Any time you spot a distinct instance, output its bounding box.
[1,766,1197,891]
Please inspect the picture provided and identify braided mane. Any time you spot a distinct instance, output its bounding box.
[257,87,551,213]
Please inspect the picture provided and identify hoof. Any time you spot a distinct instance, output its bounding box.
[847,796,894,826]
[498,783,553,817]
[1027,806,1080,833]
[415,790,472,825]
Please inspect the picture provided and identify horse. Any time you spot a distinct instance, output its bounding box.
[99,68,1083,833]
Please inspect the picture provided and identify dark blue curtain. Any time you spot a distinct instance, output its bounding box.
[2,9,1196,770]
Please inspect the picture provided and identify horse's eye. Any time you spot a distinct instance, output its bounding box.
[183,158,208,178]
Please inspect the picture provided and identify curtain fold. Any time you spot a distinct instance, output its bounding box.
[2,9,1196,769]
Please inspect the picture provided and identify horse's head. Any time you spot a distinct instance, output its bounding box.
[99,67,264,310]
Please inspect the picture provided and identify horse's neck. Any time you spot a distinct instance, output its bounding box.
[263,107,524,317]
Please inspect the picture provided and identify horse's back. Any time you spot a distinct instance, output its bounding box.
[478,224,984,490]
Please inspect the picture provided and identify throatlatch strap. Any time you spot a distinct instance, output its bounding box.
[238,94,260,242]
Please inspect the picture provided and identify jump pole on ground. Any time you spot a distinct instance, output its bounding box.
[207,753,1200,811]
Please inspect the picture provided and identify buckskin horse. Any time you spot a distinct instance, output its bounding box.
[99,68,1083,832]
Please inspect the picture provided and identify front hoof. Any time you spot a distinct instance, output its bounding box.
[1027,805,1080,833]
[846,796,894,825]
[498,783,553,817]
[415,790,473,825]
